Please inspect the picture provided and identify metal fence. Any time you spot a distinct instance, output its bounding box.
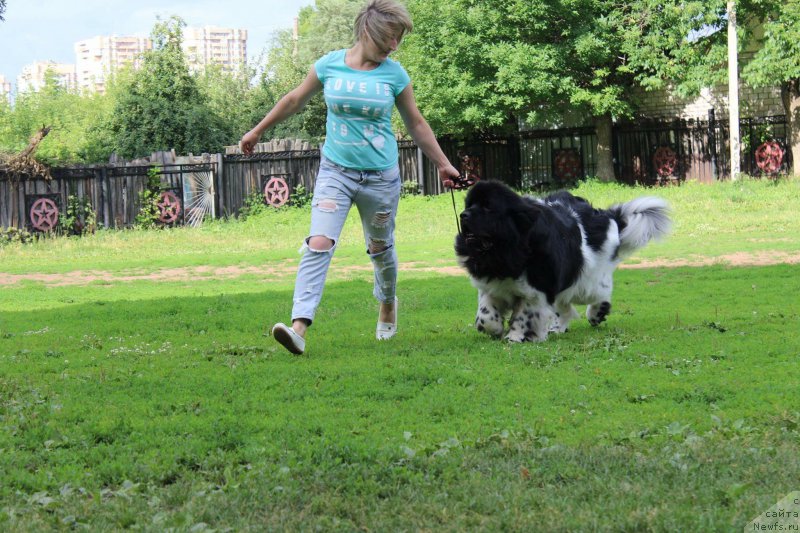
[519,127,598,187]
[614,113,791,185]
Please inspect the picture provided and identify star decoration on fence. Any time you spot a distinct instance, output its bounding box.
[30,198,59,231]
[157,191,181,224]
[264,176,290,207]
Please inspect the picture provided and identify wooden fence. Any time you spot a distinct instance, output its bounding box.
[0,155,219,230]
[218,139,430,215]
[220,139,320,218]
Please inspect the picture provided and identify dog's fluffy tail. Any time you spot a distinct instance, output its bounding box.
[610,197,672,258]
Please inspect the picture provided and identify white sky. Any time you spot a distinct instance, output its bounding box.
[0,0,314,85]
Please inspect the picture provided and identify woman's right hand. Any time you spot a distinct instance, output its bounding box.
[438,163,461,189]
[239,130,261,155]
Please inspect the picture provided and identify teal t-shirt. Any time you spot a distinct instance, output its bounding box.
[314,49,411,170]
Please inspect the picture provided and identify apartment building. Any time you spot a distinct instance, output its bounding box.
[74,35,152,94]
[182,26,247,73]
[16,61,77,93]
[11,26,247,96]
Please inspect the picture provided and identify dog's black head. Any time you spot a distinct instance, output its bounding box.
[454,180,538,278]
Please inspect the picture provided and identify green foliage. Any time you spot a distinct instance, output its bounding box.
[401,179,421,197]
[289,183,312,208]
[133,167,163,229]
[108,16,230,159]
[0,16,278,164]
[260,28,316,140]
[617,1,729,97]
[195,63,276,145]
[0,226,34,247]
[2,0,795,171]
[261,0,363,141]
[401,0,640,133]
[295,0,361,64]
[743,0,800,87]
[237,191,271,220]
[59,195,97,236]
[0,73,115,164]
[619,0,799,96]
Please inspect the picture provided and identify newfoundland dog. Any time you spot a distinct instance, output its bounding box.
[454,180,671,342]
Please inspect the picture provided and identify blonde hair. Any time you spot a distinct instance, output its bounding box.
[354,0,413,49]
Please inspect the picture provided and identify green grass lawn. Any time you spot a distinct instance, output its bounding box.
[1,177,799,531]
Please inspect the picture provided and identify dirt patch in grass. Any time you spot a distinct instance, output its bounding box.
[621,250,800,269]
[1,251,799,286]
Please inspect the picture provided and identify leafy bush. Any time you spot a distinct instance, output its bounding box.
[134,167,163,229]
[60,195,97,236]
[401,179,421,197]
[237,191,270,221]
[0,226,34,246]
[289,183,311,208]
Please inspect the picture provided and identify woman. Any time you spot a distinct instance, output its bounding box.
[240,0,460,355]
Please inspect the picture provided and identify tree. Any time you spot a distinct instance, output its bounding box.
[261,0,364,140]
[196,62,272,144]
[620,0,800,174]
[0,0,6,21]
[618,2,727,97]
[0,70,115,164]
[742,0,800,174]
[108,16,228,158]
[401,0,643,182]
[261,24,321,140]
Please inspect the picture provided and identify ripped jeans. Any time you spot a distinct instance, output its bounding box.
[291,156,401,324]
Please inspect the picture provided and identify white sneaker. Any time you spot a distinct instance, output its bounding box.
[272,323,305,355]
[376,298,398,340]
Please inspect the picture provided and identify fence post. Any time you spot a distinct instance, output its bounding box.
[509,135,522,188]
[214,153,225,219]
[100,167,110,228]
[416,146,425,195]
[708,109,717,180]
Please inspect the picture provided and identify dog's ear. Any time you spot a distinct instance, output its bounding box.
[510,205,543,255]
[511,205,538,231]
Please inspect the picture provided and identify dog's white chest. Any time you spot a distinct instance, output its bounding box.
[471,276,546,306]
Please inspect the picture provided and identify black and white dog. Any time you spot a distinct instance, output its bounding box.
[454,180,671,342]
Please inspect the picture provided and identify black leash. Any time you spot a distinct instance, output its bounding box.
[451,187,461,234]
[448,172,477,235]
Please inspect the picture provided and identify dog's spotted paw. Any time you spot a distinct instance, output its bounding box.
[549,316,571,334]
[475,314,504,337]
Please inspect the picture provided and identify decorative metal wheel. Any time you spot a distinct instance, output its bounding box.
[553,149,582,182]
[264,176,290,207]
[30,198,59,232]
[157,191,182,224]
[754,141,784,175]
[182,170,215,227]
[653,146,678,177]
